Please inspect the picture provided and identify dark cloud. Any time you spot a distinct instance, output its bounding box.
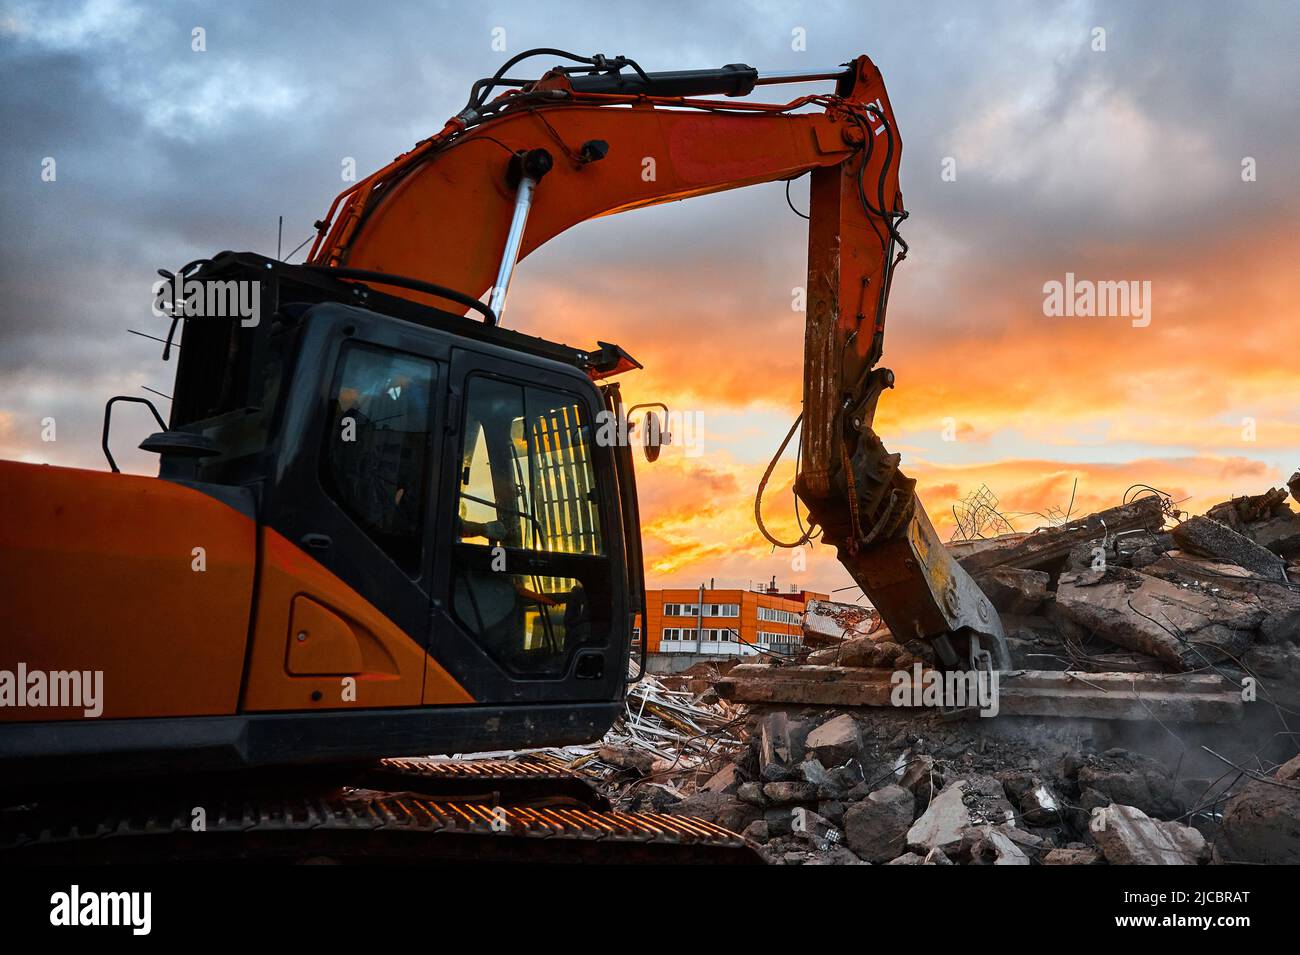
[1,0,1297,475]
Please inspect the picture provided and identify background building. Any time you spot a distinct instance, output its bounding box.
[633,578,828,670]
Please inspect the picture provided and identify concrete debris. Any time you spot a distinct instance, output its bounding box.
[1054,567,1261,669]
[525,666,747,807]
[758,710,810,780]
[613,691,1297,865]
[803,712,863,766]
[958,496,1166,578]
[1212,754,1300,864]
[1207,486,1291,526]
[1171,515,1288,582]
[1043,847,1101,865]
[716,663,1244,723]
[976,566,1050,614]
[515,479,1300,866]
[886,852,925,864]
[1090,804,1208,865]
[843,784,914,862]
[763,781,820,805]
[906,780,974,854]
[965,825,1031,865]
[700,762,741,794]
[802,599,882,646]
[999,771,1061,825]
[806,634,907,668]
[1072,749,1186,820]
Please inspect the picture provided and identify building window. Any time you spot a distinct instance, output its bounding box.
[703,603,740,617]
[758,607,801,625]
[664,602,738,617]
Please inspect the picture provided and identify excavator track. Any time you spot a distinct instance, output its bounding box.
[0,757,758,865]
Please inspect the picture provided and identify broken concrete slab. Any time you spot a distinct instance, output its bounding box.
[802,599,880,647]
[1000,670,1243,723]
[1213,755,1300,864]
[958,497,1165,578]
[1076,750,1186,820]
[806,634,901,668]
[965,825,1030,865]
[1248,514,1300,560]
[906,781,972,854]
[1054,567,1263,669]
[762,781,820,805]
[946,532,1030,563]
[976,566,1050,614]
[1090,804,1207,865]
[1171,515,1287,582]
[700,762,741,794]
[757,710,809,777]
[1043,847,1102,865]
[1206,487,1292,528]
[843,784,914,863]
[803,713,863,766]
[715,664,1244,723]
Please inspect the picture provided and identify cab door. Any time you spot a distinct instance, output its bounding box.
[242,306,470,712]
[425,346,630,705]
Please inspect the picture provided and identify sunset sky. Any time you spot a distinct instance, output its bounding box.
[2,1,1297,598]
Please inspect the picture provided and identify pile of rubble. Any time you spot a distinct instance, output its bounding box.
[972,486,1300,676]
[613,477,1300,864]
[532,669,747,805]
[651,705,1300,864]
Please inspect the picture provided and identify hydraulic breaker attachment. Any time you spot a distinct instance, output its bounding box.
[797,371,1010,672]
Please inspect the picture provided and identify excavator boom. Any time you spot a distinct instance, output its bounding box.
[308,50,1008,667]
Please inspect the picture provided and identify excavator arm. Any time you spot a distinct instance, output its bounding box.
[308,50,1009,669]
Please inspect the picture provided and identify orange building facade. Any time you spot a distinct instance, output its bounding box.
[635,585,829,657]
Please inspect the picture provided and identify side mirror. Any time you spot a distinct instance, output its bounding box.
[642,411,664,463]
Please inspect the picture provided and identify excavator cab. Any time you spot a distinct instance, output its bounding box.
[0,251,645,782]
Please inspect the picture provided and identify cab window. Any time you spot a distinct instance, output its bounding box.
[321,343,435,575]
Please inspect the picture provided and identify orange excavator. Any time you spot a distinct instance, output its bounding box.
[0,49,1005,862]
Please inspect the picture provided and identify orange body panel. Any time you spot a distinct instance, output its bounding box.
[0,461,254,720]
[241,527,473,711]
